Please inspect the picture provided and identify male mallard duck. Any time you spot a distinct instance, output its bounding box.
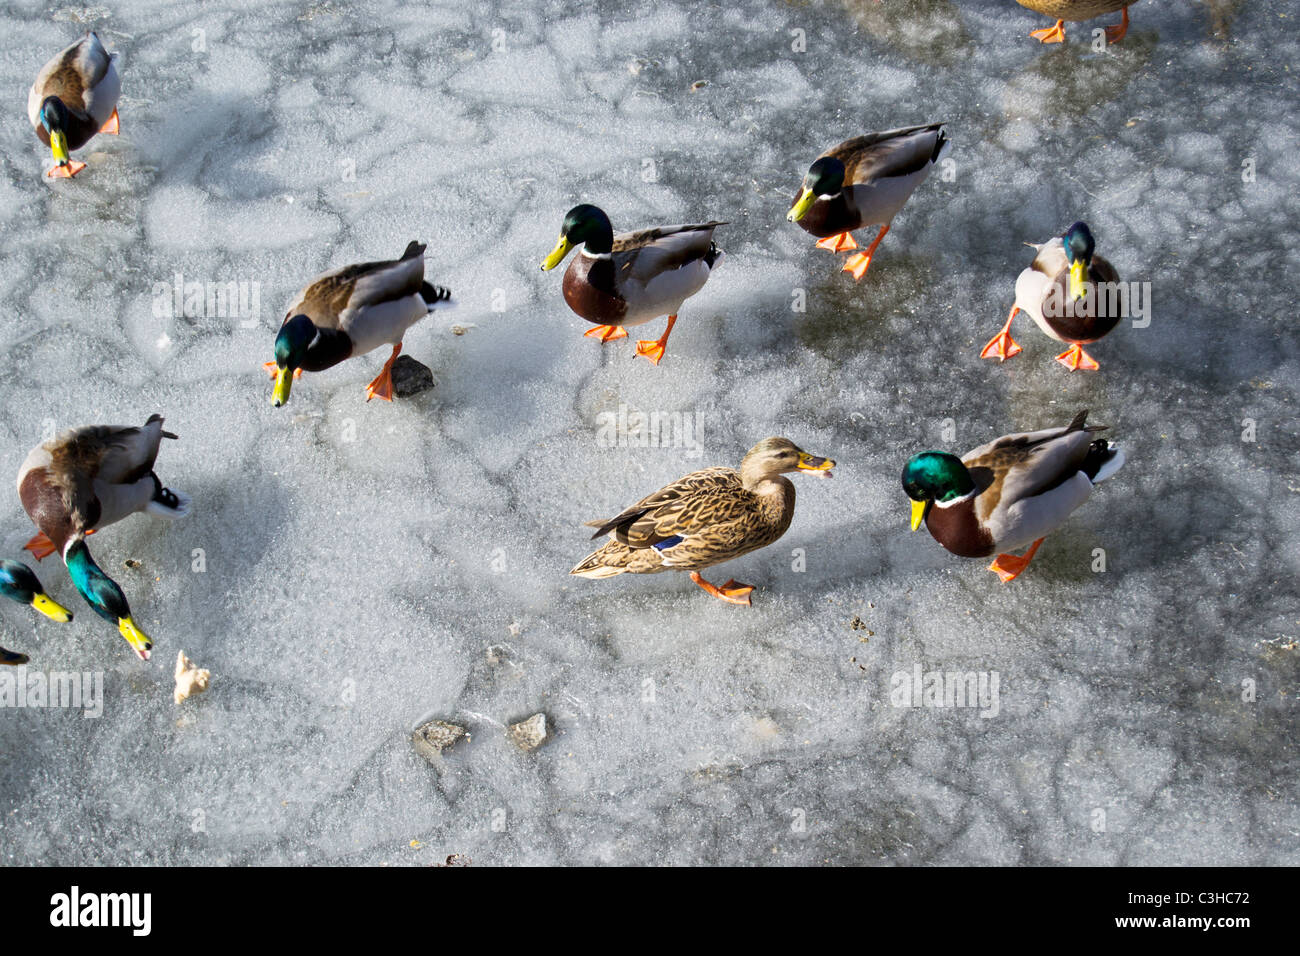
[266,241,451,406]
[1016,0,1137,44]
[902,410,1124,582]
[17,415,191,660]
[787,123,947,280]
[981,221,1121,371]
[540,205,724,365]
[570,437,835,605]
[28,31,121,179]
[0,559,74,665]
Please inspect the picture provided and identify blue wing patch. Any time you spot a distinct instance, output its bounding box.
[653,535,684,551]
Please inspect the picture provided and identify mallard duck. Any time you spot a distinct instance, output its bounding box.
[0,559,74,665]
[17,415,191,660]
[1016,0,1137,44]
[27,31,121,179]
[540,205,724,365]
[902,410,1124,582]
[787,123,947,280]
[266,241,450,406]
[570,437,835,605]
[981,221,1121,371]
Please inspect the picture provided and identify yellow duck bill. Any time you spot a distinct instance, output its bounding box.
[31,592,72,622]
[118,616,152,660]
[787,188,817,223]
[1068,257,1088,300]
[540,236,573,271]
[50,130,70,165]
[272,366,293,406]
[909,499,927,531]
[796,452,836,476]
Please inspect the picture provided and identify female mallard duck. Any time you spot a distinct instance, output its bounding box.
[981,221,1121,371]
[902,410,1124,582]
[570,437,835,605]
[540,205,724,365]
[28,31,121,179]
[266,241,450,406]
[17,415,191,660]
[0,559,74,665]
[787,123,947,280]
[1016,0,1137,44]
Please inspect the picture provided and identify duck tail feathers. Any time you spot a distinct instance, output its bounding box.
[1084,442,1125,484]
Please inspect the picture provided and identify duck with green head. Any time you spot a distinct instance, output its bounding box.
[266,241,451,406]
[787,123,947,281]
[17,416,191,660]
[902,410,1124,581]
[0,559,73,665]
[27,32,121,179]
[981,221,1122,371]
[540,204,725,365]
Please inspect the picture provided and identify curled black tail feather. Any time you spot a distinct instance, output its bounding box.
[1081,439,1119,481]
[421,282,452,306]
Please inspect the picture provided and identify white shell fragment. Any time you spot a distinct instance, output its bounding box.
[173,651,210,705]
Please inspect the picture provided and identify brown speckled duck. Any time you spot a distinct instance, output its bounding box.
[17,416,191,660]
[540,205,725,365]
[787,123,947,280]
[1015,0,1137,44]
[28,31,121,178]
[571,437,835,605]
[902,411,1124,582]
[981,221,1122,371]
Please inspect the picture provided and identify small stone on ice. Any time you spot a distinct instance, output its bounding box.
[509,713,548,751]
[411,720,467,762]
[390,355,435,397]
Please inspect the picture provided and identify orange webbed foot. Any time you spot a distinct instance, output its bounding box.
[99,109,120,135]
[47,161,87,179]
[263,363,301,380]
[980,307,1023,361]
[24,532,57,561]
[1104,8,1130,44]
[842,252,874,281]
[583,325,628,343]
[634,315,677,366]
[690,572,754,606]
[1030,19,1066,43]
[1056,344,1100,371]
[365,344,402,402]
[815,232,858,252]
[988,539,1045,583]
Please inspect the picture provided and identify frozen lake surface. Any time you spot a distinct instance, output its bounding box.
[0,0,1296,865]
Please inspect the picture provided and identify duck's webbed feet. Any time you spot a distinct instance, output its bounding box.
[690,571,755,606]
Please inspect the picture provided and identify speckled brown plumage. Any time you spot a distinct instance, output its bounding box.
[1016,0,1133,21]
[571,438,832,580]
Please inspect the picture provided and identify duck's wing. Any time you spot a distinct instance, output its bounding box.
[832,123,947,186]
[963,411,1106,525]
[285,240,426,331]
[584,466,755,551]
[613,223,725,286]
[30,33,111,114]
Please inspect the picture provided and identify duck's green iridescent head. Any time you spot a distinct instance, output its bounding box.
[39,96,72,164]
[541,204,615,269]
[64,540,151,660]
[901,452,974,531]
[271,314,315,407]
[1063,221,1096,300]
[0,558,72,622]
[788,157,846,222]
